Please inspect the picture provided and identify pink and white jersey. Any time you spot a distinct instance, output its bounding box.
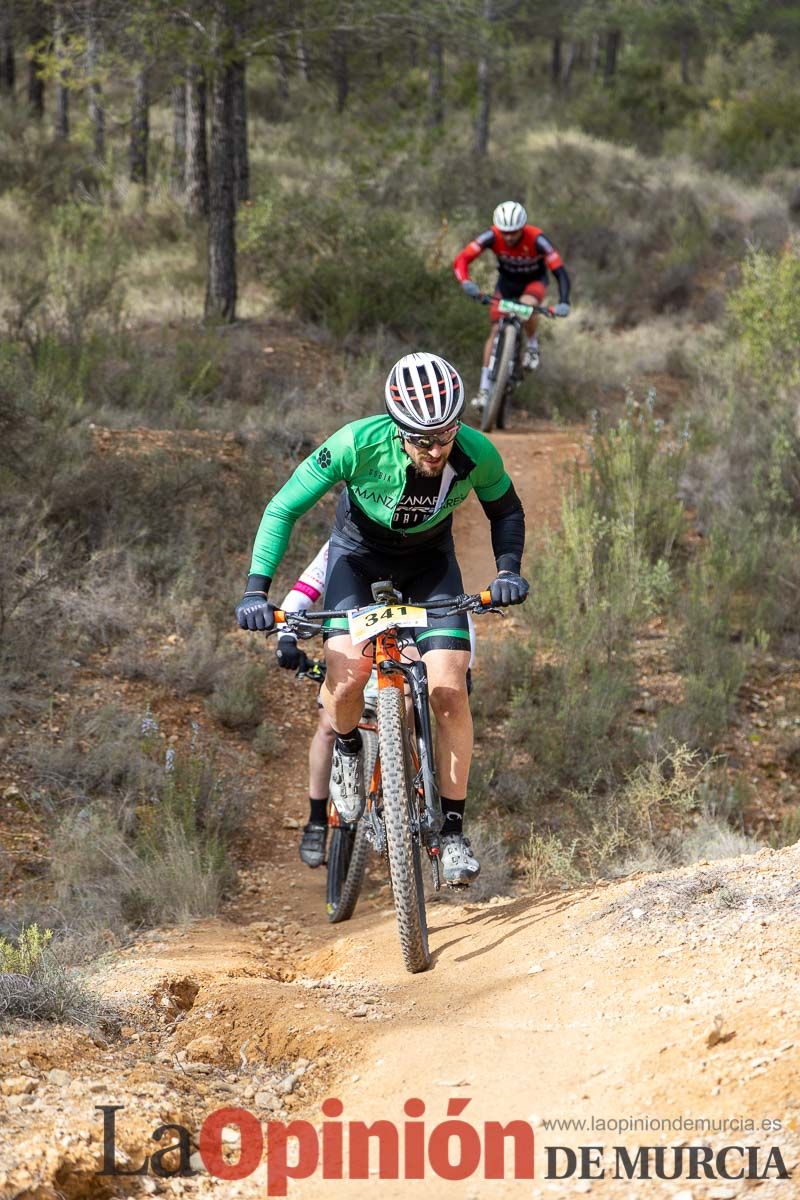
[279,541,329,617]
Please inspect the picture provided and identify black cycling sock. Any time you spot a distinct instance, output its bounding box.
[308,798,328,825]
[440,797,465,835]
[335,727,362,756]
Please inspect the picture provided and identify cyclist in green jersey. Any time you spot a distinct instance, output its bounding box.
[236,352,528,885]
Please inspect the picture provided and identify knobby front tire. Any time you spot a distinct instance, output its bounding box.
[482,324,517,434]
[325,727,378,924]
[377,687,431,973]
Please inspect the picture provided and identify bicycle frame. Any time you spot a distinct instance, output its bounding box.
[273,583,495,882]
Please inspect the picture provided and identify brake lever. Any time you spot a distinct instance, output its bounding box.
[476,604,506,617]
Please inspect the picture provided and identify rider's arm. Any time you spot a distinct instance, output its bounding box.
[536,233,570,304]
[453,230,495,283]
[277,541,330,642]
[278,541,329,612]
[472,440,525,574]
[248,430,356,589]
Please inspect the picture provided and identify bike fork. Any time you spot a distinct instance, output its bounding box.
[377,658,442,870]
[487,327,503,381]
[406,661,441,850]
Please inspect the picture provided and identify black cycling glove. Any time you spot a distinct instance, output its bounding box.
[235,592,275,631]
[276,635,303,670]
[488,570,529,606]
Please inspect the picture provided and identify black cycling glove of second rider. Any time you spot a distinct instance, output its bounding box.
[276,635,303,670]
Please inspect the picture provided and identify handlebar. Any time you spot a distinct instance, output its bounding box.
[469,292,562,318]
[272,589,498,638]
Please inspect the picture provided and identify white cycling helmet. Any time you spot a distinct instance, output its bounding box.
[384,352,465,433]
[493,200,527,233]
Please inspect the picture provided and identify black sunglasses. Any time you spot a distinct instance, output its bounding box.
[401,423,460,450]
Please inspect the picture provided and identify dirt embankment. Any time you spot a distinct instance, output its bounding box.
[3,423,800,1199]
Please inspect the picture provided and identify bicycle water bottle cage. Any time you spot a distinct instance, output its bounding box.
[370,580,403,605]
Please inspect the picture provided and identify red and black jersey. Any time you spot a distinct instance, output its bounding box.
[454,224,570,302]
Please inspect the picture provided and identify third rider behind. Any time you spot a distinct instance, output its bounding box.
[454,199,571,413]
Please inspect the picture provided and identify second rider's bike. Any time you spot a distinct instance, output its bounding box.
[273,583,502,974]
[482,299,558,433]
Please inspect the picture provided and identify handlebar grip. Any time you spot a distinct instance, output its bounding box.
[479,589,492,606]
[273,609,285,624]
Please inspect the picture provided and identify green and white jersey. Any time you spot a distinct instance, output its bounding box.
[250,415,523,579]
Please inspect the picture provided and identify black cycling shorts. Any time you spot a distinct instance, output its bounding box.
[322,528,470,656]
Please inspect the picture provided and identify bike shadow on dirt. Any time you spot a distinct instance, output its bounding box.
[427,887,590,966]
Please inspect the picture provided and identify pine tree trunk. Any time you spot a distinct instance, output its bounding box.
[232,52,249,204]
[551,35,562,87]
[474,0,493,157]
[54,13,69,141]
[129,67,149,183]
[589,31,600,76]
[562,40,577,89]
[27,18,45,118]
[275,33,289,100]
[679,32,691,85]
[185,65,209,218]
[1,12,15,99]
[297,28,310,82]
[604,29,621,84]
[205,15,237,323]
[172,79,186,191]
[333,31,348,113]
[87,5,104,161]
[428,34,444,128]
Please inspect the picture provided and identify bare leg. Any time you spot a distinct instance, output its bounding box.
[320,635,372,733]
[309,708,336,798]
[524,312,539,339]
[423,649,472,800]
[482,326,497,368]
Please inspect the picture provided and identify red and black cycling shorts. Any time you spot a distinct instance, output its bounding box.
[489,278,546,323]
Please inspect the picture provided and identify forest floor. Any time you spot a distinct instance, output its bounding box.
[2,388,800,1199]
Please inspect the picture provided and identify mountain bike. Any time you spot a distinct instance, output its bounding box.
[476,297,561,434]
[273,583,500,974]
[295,654,378,926]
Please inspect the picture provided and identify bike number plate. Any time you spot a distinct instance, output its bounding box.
[348,604,428,645]
[498,298,533,316]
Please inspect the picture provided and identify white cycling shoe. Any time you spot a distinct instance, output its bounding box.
[471,389,489,413]
[330,746,365,823]
[441,832,481,885]
[522,346,540,371]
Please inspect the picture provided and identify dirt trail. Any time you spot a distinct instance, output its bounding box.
[4,424,800,1199]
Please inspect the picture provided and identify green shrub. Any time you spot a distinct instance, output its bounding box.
[240,191,484,359]
[728,245,800,392]
[676,38,800,178]
[570,57,699,155]
[207,662,268,733]
[0,924,113,1028]
[47,716,240,933]
[586,392,689,565]
[657,535,753,751]
[0,924,53,973]
[522,745,703,891]
[516,402,677,788]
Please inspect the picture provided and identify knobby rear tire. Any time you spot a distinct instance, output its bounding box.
[377,687,430,973]
[482,324,517,433]
[326,727,378,924]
